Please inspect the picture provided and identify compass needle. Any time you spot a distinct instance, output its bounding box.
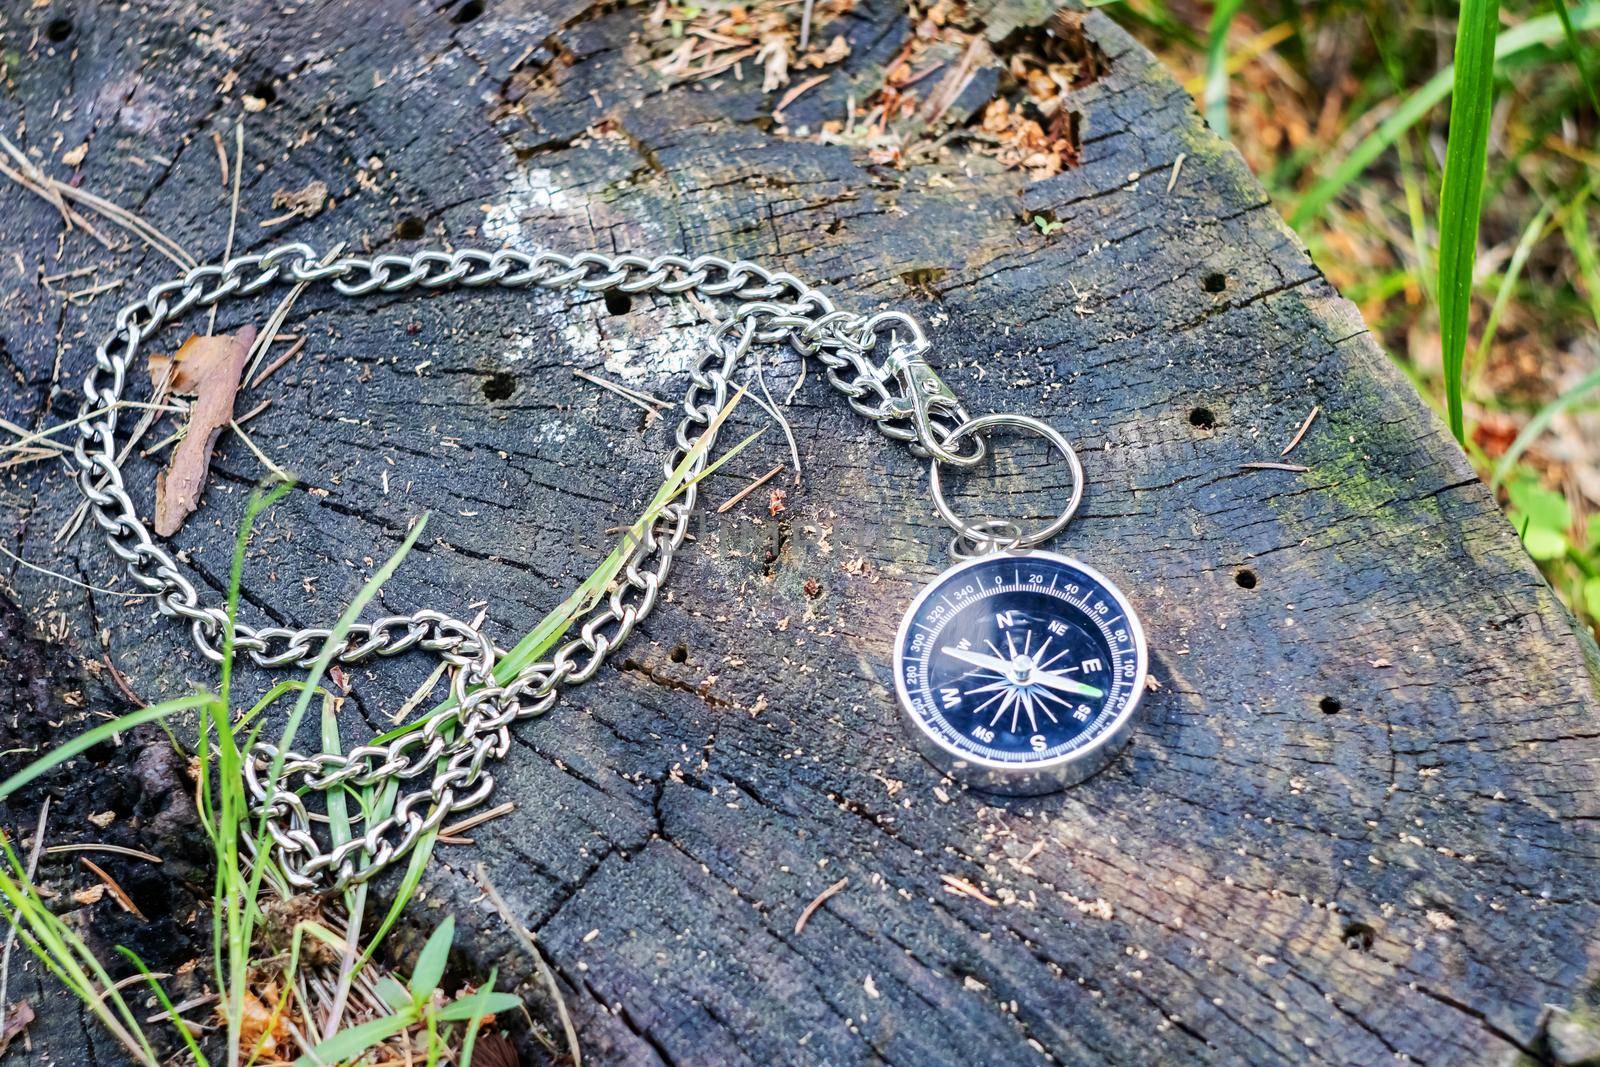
[940,646,1017,675]
[1031,670,1105,699]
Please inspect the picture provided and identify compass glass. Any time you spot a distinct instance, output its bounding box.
[895,552,1144,768]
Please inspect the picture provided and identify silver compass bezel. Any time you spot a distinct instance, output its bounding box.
[892,548,1149,795]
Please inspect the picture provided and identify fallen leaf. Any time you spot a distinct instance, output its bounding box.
[149,332,255,394]
[155,325,255,537]
[61,142,88,168]
[0,1003,35,1057]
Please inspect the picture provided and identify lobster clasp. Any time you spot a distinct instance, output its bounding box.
[867,311,985,468]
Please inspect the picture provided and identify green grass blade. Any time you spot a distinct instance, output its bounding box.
[117,945,212,1067]
[247,512,430,856]
[1553,0,1600,113]
[1203,0,1244,140]
[1469,194,1557,384]
[1436,0,1502,444]
[1562,181,1600,328]
[356,817,438,970]
[438,990,522,1022]
[371,390,764,749]
[456,967,500,1067]
[0,833,161,1065]
[221,480,294,709]
[1291,3,1600,228]
[0,696,210,802]
[320,694,352,850]
[291,1008,416,1067]
[409,914,454,1002]
[1490,366,1600,489]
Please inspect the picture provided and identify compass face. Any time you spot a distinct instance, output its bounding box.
[893,551,1147,793]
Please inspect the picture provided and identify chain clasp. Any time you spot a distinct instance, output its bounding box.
[865,311,986,468]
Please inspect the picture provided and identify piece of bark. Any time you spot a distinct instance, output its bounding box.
[148,330,253,395]
[153,325,255,536]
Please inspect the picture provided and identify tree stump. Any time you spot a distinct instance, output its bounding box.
[2,1,1598,1064]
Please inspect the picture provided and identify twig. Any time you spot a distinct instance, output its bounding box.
[438,801,516,839]
[748,350,802,484]
[0,541,159,598]
[211,130,229,189]
[0,446,61,471]
[45,843,162,865]
[573,368,670,414]
[0,147,108,246]
[101,654,149,708]
[717,463,786,514]
[1238,461,1309,473]
[145,991,218,1025]
[207,121,244,336]
[228,419,289,480]
[682,288,719,324]
[774,73,830,116]
[391,657,451,724]
[1166,152,1187,194]
[63,279,124,304]
[0,800,51,1016]
[798,0,816,50]
[940,874,998,907]
[476,865,581,1067]
[108,972,168,993]
[40,265,99,285]
[247,334,307,390]
[1280,404,1320,457]
[234,398,271,428]
[80,858,148,921]
[784,350,807,405]
[0,132,194,267]
[0,399,181,456]
[243,243,345,386]
[59,181,194,267]
[794,876,847,934]
[0,414,66,452]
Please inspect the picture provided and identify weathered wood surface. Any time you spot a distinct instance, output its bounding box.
[2,0,1599,1064]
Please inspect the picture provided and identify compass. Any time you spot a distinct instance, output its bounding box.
[893,550,1147,794]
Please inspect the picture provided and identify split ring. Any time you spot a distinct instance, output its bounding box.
[928,413,1084,549]
[948,518,1026,561]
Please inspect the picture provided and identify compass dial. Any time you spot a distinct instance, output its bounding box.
[893,551,1147,794]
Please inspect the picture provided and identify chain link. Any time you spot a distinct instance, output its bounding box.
[69,244,977,890]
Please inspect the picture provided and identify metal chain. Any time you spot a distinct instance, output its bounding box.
[68,243,985,891]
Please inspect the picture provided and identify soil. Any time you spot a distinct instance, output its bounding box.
[0,591,209,1062]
